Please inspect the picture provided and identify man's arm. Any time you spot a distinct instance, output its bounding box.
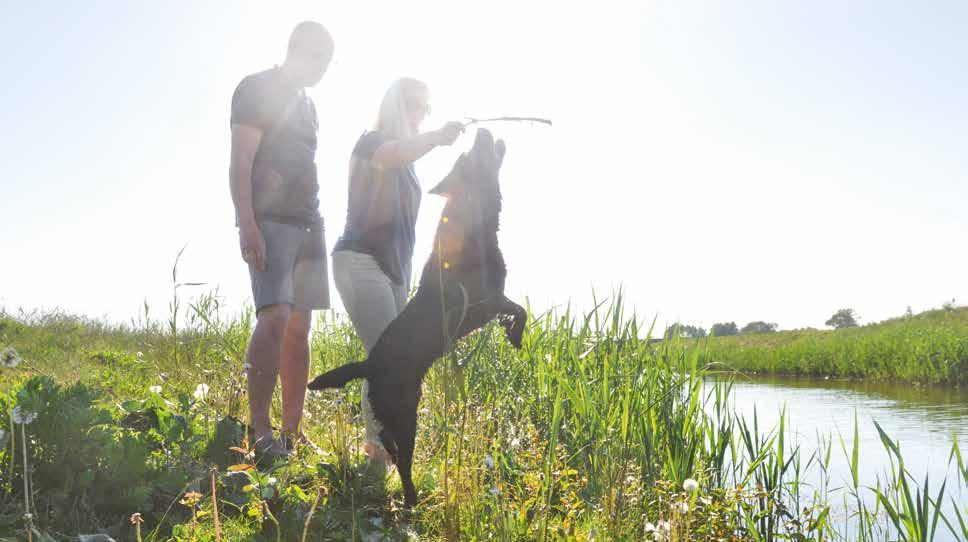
[370,121,464,169]
[230,124,267,271]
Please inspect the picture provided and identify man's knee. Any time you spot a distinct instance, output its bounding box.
[256,304,293,340]
[286,310,313,340]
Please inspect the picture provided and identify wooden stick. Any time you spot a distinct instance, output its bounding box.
[463,116,552,127]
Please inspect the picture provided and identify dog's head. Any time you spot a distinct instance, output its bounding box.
[429,128,506,229]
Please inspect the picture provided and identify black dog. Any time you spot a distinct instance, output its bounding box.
[308,128,526,507]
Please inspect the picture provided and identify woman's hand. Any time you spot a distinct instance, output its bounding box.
[435,121,465,146]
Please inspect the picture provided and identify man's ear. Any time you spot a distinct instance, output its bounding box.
[429,154,466,196]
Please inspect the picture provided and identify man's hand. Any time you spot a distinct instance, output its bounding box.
[435,121,464,146]
[240,222,266,272]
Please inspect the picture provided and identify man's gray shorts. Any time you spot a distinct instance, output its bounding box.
[248,221,330,313]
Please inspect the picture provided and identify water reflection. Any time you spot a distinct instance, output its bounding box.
[707,375,968,541]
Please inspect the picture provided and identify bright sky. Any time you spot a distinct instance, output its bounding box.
[1,1,966,332]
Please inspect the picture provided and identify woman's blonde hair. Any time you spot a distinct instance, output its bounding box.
[374,77,430,139]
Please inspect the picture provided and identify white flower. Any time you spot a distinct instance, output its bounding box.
[267,476,277,486]
[12,406,37,425]
[510,437,521,449]
[484,455,494,469]
[683,478,699,493]
[193,383,210,400]
[149,385,162,394]
[1,347,21,368]
[136,351,144,358]
[675,501,689,513]
[489,485,500,497]
[659,520,671,532]
[369,516,383,528]
[644,522,657,533]
[700,496,712,505]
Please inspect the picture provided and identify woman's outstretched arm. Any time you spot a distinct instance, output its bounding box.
[371,121,464,168]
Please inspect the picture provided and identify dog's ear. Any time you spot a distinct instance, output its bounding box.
[429,154,466,197]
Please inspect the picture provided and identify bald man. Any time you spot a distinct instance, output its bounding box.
[229,21,334,460]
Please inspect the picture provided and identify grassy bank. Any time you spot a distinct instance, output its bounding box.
[701,307,968,385]
[0,296,966,541]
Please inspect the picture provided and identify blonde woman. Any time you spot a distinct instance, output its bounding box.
[331,77,463,461]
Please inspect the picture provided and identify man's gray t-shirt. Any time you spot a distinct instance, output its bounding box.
[231,67,321,228]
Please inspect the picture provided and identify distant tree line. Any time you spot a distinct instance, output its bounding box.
[665,308,863,340]
[664,320,778,339]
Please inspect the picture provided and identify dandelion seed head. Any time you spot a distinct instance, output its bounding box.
[484,455,494,469]
[12,406,37,425]
[645,522,657,533]
[149,385,162,394]
[268,476,277,485]
[1,347,21,368]
[675,501,689,513]
[193,383,210,400]
[683,478,699,493]
[130,512,143,524]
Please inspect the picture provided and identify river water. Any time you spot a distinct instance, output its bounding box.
[718,376,968,541]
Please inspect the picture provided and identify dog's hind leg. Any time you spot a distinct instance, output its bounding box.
[499,296,527,349]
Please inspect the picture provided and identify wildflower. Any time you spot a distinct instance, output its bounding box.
[136,351,144,358]
[700,496,712,505]
[484,454,494,469]
[193,383,210,401]
[180,491,203,507]
[23,513,33,521]
[1,347,21,368]
[130,512,143,524]
[12,406,38,425]
[645,522,657,533]
[659,520,671,532]
[267,476,278,486]
[369,516,383,528]
[149,385,162,394]
[675,501,689,513]
[683,478,699,493]
[489,485,500,497]
[510,437,521,449]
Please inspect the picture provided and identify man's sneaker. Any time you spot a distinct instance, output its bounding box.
[253,436,290,464]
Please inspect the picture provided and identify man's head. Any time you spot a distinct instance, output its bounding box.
[284,21,334,87]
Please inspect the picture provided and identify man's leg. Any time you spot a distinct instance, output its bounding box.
[280,309,312,436]
[247,303,292,443]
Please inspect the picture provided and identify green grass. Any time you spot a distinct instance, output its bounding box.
[700,307,968,384]
[0,294,965,541]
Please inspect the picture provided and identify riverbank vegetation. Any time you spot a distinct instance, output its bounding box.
[701,306,968,385]
[0,296,965,540]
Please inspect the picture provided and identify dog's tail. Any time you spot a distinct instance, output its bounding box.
[307,361,370,390]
